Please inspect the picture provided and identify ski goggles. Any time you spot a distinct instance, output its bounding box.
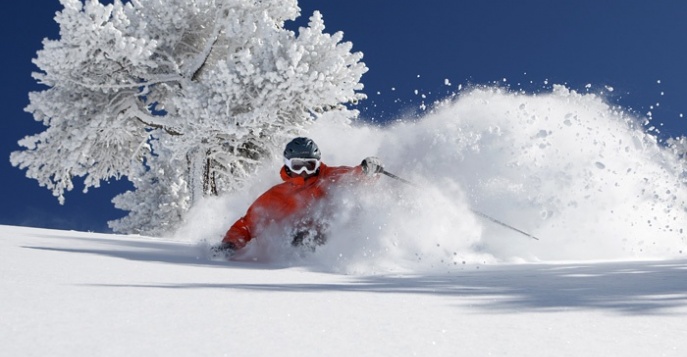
[284,157,321,174]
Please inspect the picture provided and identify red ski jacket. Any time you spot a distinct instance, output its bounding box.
[222,163,369,250]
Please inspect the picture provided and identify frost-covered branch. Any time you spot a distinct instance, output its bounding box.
[55,73,185,91]
[187,5,226,81]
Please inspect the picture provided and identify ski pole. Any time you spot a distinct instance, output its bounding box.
[381,170,541,241]
[381,170,419,187]
[468,210,540,241]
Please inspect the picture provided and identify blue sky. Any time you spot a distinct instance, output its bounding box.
[2,1,686,232]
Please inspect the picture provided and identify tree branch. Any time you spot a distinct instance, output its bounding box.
[188,8,226,81]
[134,116,183,136]
[123,99,183,136]
[60,73,184,91]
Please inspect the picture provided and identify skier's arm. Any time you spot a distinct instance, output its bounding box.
[222,216,251,250]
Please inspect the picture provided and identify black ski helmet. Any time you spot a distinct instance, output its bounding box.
[283,137,321,160]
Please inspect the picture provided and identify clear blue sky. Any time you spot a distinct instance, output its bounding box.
[2,1,686,232]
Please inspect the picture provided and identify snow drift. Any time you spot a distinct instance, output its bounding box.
[174,85,687,273]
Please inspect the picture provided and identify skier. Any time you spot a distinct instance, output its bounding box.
[215,137,384,256]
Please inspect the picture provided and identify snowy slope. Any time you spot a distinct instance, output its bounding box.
[2,224,686,357]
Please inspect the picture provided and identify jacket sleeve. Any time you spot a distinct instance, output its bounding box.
[220,188,276,250]
[222,216,251,250]
[330,164,378,183]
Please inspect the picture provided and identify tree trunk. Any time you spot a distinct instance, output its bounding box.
[203,152,218,196]
[187,148,206,205]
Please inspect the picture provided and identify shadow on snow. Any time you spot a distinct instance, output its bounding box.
[23,234,687,315]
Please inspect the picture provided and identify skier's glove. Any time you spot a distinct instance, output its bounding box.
[361,156,384,176]
[211,242,237,259]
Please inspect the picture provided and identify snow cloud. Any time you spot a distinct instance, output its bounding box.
[176,85,687,273]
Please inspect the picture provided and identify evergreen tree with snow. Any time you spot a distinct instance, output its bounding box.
[10,0,367,235]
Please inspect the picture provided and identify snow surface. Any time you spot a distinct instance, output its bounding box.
[2,224,687,356]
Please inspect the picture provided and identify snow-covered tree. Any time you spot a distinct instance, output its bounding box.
[11,0,367,235]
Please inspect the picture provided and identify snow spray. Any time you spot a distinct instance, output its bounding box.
[180,85,687,273]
